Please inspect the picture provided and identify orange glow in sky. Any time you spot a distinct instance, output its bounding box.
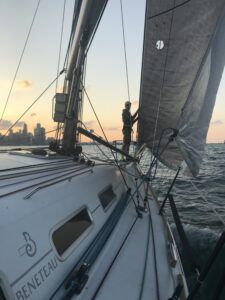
[0,0,224,144]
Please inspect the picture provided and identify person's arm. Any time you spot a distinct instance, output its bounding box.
[132,117,138,125]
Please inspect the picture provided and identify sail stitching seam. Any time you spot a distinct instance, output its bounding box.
[148,0,191,20]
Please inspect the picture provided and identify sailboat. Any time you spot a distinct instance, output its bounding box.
[0,0,225,299]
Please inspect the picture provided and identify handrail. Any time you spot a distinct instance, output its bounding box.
[0,166,88,199]
[0,158,72,173]
[0,162,75,181]
[24,168,92,199]
[0,164,80,189]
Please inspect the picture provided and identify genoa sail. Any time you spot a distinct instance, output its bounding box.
[138,0,225,176]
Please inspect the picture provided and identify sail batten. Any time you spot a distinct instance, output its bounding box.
[138,0,225,175]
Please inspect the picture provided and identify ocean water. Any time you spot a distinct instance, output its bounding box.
[83,143,225,299]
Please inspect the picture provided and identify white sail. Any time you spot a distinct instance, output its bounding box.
[138,0,225,176]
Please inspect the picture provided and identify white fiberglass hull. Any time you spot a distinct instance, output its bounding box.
[0,152,188,300]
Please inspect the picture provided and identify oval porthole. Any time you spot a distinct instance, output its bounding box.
[156,40,164,50]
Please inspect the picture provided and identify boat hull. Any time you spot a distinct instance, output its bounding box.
[0,153,187,299]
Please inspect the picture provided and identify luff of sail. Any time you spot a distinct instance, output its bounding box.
[138,0,225,176]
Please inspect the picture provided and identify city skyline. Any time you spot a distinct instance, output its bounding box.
[0,1,224,143]
[0,122,50,146]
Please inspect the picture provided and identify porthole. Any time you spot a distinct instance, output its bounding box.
[52,207,93,257]
[98,185,116,211]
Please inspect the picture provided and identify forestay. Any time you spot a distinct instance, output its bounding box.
[138,0,225,176]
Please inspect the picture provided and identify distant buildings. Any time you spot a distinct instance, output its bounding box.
[0,123,49,146]
[34,123,46,145]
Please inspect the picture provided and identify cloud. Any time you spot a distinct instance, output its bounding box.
[16,121,25,128]
[0,119,12,130]
[84,120,96,128]
[211,119,223,126]
[30,113,37,117]
[105,126,120,131]
[16,80,33,89]
[0,119,25,130]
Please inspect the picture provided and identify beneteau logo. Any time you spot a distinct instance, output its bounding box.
[15,256,58,300]
[18,232,37,257]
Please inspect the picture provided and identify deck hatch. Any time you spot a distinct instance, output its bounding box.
[98,185,116,211]
[52,208,92,256]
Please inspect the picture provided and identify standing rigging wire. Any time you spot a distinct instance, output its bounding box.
[54,0,67,144]
[51,0,76,144]
[58,124,64,143]
[120,0,131,102]
[0,0,41,124]
[0,70,66,142]
[146,127,178,180]
[160,166,171,185]
[119,0,139,150]
[78,56,88,128]
[55,0,67,93]
[79,121,111,162]
[81,82,140,212]
[149,0,176,168]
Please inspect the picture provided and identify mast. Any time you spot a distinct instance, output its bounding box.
[62,40,86,152]
[62,0,91,153]
[62,0,108,153]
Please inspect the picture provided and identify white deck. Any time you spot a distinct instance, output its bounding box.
[0,152,187,300]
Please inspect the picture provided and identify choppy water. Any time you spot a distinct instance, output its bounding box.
[170,144,225,299]
[83,143,225,299]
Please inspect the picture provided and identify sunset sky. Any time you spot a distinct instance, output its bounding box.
[0,0,224,143]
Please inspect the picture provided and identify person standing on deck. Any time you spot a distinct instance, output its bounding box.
[122,101,138,155]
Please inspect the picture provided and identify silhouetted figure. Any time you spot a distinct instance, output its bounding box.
[122,101,138,155]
